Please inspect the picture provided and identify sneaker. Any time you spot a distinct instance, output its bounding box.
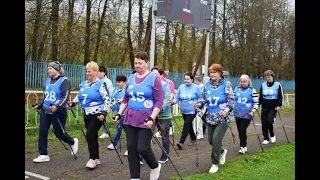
[99,133,109,139]
[155,131,162,137]
[220,149,227,165]
[177,143,183,150]
[150,163,161,180]
[71,138,79,155]
[262,140,269,145]
[189,140,197,146]
[209,164,219,173]
[197,135,204,139]
[239,147,247,154]
[107,143,117,150]
[33,155,50,163]
[158,155,169,164]
[124,150,128,156]
[94,159,101,166]
[140,161,144,165]
[270,136,276,143]
[86,159,96,169]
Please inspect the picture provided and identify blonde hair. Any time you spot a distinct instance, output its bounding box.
[86,61,99,72]
[239,74,252,86]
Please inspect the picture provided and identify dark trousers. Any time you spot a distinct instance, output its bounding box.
[157,118,172,158]
[38,110,75,155]
[261,107,277,141]
[235,118,251,147]
[126,125,159,179]
[84,114,103,159]
[179,113,196,144]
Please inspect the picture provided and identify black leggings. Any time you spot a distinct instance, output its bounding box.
[179,113,196,144]
[126,125,159,179]
[261,107,277,140]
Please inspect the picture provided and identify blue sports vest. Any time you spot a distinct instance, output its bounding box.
[262,82,280,100]
[78,80,104,108]
[205,80,227,113]
[43,76,67,108]
[112,86,126,113]
[127,73,156,110]
[234,86,253,119]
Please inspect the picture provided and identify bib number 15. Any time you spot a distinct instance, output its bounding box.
[129,91,145,102]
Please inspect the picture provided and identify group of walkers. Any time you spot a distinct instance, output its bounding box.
[31,51,284,179]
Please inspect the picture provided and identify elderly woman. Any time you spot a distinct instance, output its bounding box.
[193,63,235,173]
[259,70,283,145]
[114,52,164,180]
[68,61,111,169]
[33,61,79,163]
[171,72,202,150]
[234,74,259,154]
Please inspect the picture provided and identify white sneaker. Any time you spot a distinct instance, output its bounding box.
[124,150,128,156]
[239,147,247,154]
[71,138,79,155]
[140,161,144,165]
[107,143,117,150]
[262,140,269,145]
[219,149,227,165]
[209,164,219,173]
[197,135,204,139]
[33,155,50,163]
[99,133,109,139]
[86,159,96,169]
[155,131,161,137]
[150,163,161,180]
[270,136,276,143]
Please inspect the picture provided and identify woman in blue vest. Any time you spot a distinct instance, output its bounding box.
[113,52,164,180]
[68,61,111,169]
[259,70,283,145]
[32,61,79,163]
[234,74,259,154]
[151,65,172,164]
[193,63,235,173]
[171,72,202,150]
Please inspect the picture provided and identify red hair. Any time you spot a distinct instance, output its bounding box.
[208,63,223,76]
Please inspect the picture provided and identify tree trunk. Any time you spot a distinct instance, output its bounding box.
[31,0,42,61]
[163,20,170,70]
[84,0,92,65]
[143,7,152,53]
[51,0,59,61]
[66,0,75,62]
[220,0,226,65]
[138,0,143,51]
[127,0,134,68]
[93,0,108,62]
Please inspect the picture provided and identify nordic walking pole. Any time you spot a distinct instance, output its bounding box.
[171,107,182,134]
[69,108,87,139]
[251,115,264,152]
[225,118,236,144]
[157,122,182,159]
[32,104,69,150]
[277,111,290,143]
[147,121,183,180]
[102,119,123,164]
[50,104,77,160]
